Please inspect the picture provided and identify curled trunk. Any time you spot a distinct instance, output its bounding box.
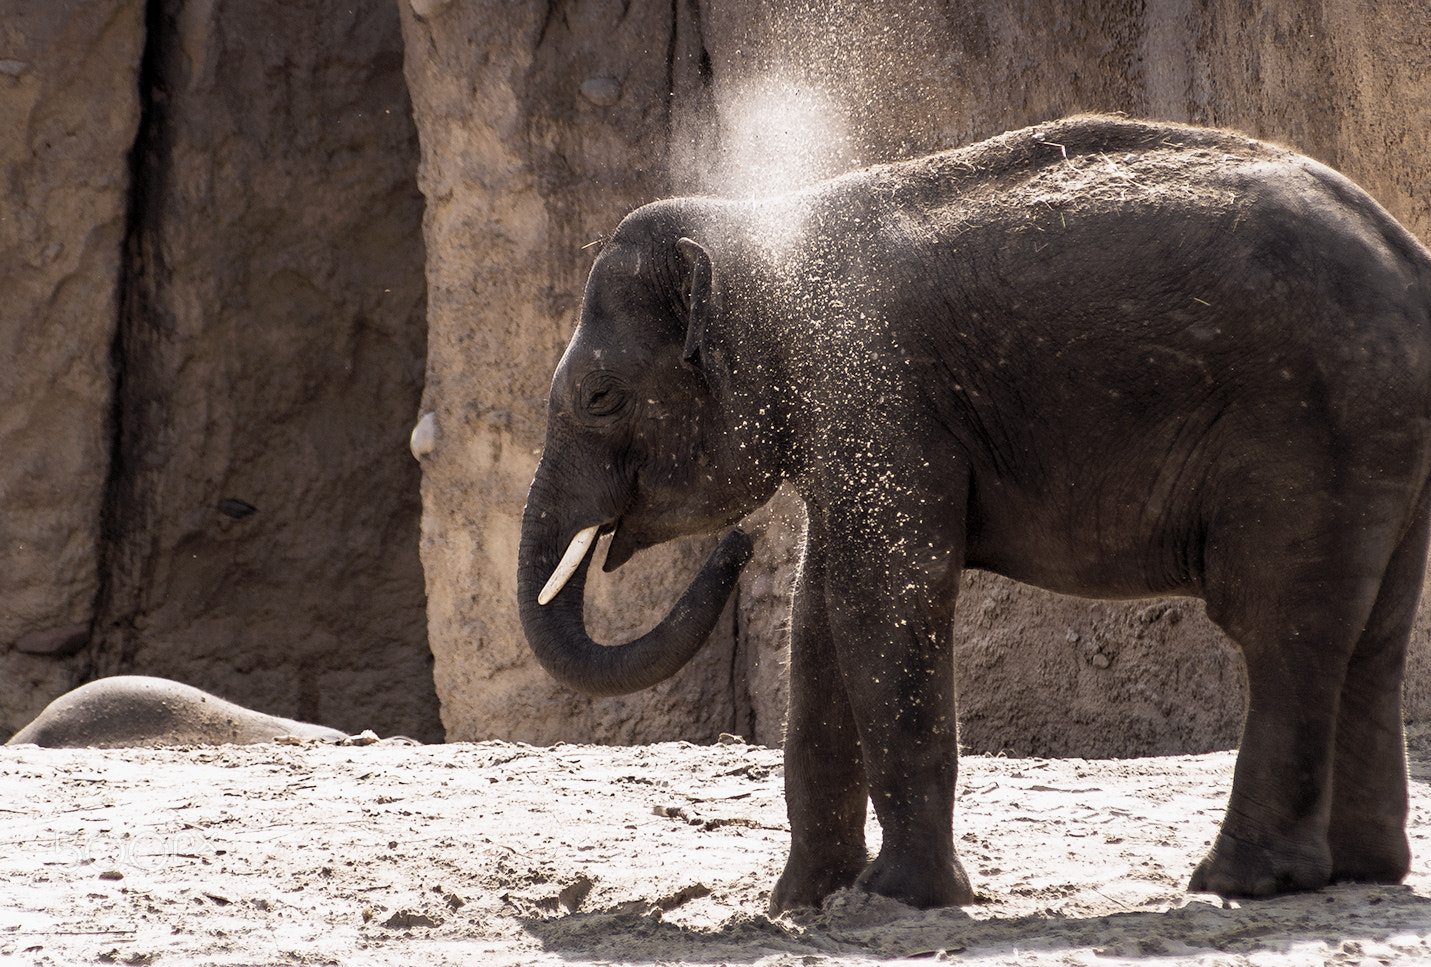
[517,503,753,697]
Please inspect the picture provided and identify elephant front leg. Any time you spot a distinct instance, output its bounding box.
[770,513,869,913]
[846,641,972,909]
[823,510,973,909]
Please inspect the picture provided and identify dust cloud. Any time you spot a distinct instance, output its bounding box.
[705,75,852,199]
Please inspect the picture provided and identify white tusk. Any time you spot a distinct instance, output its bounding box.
[538,525,600,605]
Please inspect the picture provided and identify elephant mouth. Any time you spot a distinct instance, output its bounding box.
[602,519,643,573]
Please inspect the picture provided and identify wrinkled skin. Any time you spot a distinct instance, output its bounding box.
[517,116,1431,912]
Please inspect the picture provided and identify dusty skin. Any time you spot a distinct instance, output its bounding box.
[2,735,1430,966]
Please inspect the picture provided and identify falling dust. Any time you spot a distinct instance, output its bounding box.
[703,74,854,200]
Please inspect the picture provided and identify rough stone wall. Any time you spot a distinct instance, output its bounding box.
[407,0,1431,754]
[2,0,439,742]
[399,0,745,744]
[89,0,440,741]
[0,0,146,735]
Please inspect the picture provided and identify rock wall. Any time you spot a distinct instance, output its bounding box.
[398,0,743,744]
[0,0,146,733]
[404,0,1431,754]
[2,0,439,742]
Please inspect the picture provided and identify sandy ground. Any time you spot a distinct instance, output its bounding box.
[3,737,1431,966]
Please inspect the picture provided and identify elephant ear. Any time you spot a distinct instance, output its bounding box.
[676,237,718,388]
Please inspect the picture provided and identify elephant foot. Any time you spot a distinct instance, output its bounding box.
[1188,829,1331,898]
[853,848,974,909]
[1329,823,1410,885]
[769,851,865,914]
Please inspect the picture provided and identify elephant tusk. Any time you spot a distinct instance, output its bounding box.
[539,525,600,605]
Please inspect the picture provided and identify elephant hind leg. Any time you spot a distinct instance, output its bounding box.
[1327,489,1431,885]
[1190,497,1409,897]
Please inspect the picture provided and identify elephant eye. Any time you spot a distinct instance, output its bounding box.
[588,388,623,415]
[579,372,629,419]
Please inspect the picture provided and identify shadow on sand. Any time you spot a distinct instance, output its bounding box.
[525,883,1431,964]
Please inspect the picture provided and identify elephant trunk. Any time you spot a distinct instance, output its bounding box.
[517,496,753,698]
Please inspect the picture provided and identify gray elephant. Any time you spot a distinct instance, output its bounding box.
[517,116,1431,911]
[7,676,349,747]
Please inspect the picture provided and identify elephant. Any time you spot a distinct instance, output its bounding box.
[6,676,349,748]
[517,115,1431,912]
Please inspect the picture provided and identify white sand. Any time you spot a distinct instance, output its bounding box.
[3,739,1429,965]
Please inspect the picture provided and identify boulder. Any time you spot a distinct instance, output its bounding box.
[7,675,349,748]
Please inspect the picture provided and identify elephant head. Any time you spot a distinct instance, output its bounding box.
[517,199,770,697]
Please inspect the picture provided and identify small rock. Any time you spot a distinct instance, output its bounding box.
[217,498,257,519]
[558,874,594,912]
[408,0,452,17]
[14,623,89,657]
[0,60,28,76]
[381,909,442,929]
[657,882,710,911]
[579,77,621,107]
[409,412,437,459]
